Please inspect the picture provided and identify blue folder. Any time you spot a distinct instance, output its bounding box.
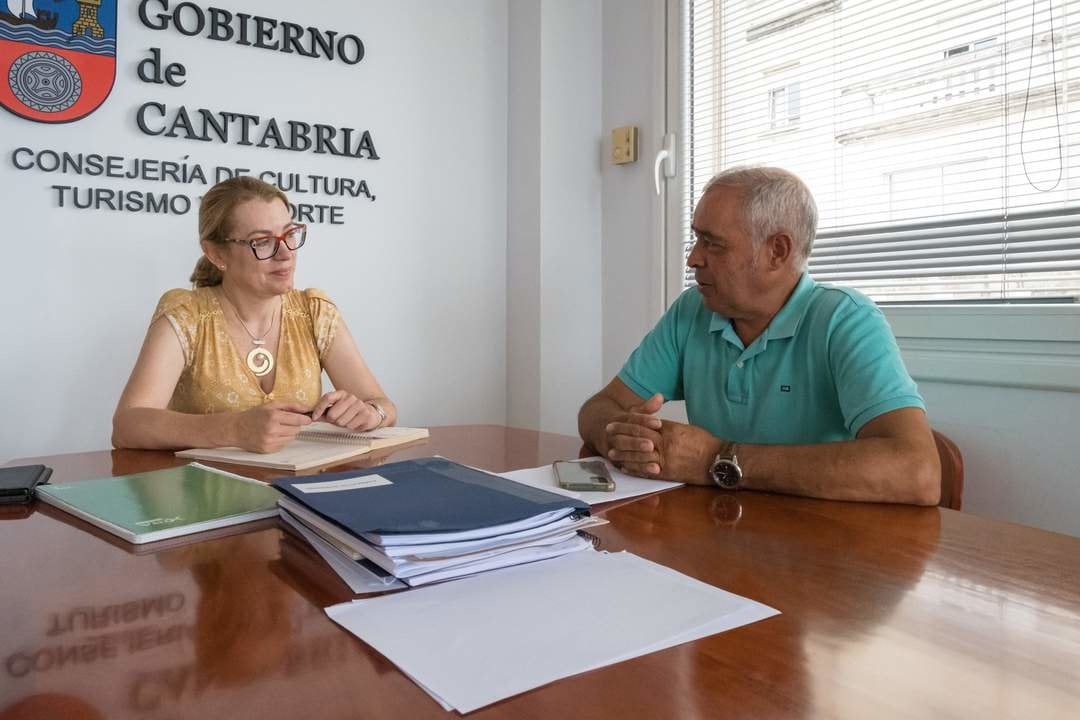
[272,457,589,536]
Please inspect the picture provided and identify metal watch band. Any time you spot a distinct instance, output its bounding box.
[365,400,387,428]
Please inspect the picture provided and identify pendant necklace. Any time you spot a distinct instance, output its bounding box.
[221,290,280,377]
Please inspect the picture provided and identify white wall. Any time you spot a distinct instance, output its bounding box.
[919,382,1080,536]
[600,0,666,382]
[0,0,509,461]
[507,0,604,435]
[507,1,542,431]
[889,306,1080,536]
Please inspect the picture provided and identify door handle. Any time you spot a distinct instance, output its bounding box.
[653,132,676,195]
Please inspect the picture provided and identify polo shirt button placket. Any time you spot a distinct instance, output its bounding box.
[727,356,750,405]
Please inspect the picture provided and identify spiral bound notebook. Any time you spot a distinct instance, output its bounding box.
[175,424,430,471]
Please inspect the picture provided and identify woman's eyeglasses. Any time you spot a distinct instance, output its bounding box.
[227,224,307,260]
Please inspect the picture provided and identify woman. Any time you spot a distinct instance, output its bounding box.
[113,176,396,453]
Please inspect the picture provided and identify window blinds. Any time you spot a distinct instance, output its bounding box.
[682,0,1080,302]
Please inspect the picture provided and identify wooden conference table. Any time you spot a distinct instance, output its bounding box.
[1,426,1078,720]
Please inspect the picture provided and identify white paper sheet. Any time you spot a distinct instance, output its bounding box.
[293,474,393,493]
[325,550,779,713]
[499,457,683,505]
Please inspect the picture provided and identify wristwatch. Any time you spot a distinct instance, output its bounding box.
[364,400,387,429]
[709,443,742,490]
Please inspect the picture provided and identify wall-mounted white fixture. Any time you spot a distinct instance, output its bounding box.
[654,132,675,195]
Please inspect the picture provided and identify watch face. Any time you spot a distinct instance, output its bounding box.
[711,459,741,489]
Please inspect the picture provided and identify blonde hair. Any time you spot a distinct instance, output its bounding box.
[190,176,291,287]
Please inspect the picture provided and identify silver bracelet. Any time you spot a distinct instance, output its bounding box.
[365,400,387,429]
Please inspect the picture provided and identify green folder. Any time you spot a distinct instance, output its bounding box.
[35,464,280,544]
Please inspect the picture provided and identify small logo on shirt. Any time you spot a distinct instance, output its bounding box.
[780,385,791,393]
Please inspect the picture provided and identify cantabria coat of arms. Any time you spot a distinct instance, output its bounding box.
[0,0,115,123]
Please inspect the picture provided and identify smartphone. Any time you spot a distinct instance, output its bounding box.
[553,460,615,492]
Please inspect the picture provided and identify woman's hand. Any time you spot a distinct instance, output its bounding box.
[233,401,312,453]
[310,390,382,431]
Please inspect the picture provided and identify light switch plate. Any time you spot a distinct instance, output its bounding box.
[611,126,638,165]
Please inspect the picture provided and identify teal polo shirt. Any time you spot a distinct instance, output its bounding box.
[617,273,924,444]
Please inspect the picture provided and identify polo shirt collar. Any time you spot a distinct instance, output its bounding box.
[706,272,816,342]
[765,272,816,340]
[708,310,732,335]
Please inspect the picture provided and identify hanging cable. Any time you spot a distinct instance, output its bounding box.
[1019,0,1064,192]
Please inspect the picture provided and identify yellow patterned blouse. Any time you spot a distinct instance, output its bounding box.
[152,287,341,414]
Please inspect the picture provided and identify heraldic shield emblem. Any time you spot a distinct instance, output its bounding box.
[0,0,116,123]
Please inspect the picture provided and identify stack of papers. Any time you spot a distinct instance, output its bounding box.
[326,550,780,713]
[273,457,604,587]
[279,512,406,593]
[279,497,604,586]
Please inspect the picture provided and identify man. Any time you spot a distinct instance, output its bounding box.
[578,167,940,505]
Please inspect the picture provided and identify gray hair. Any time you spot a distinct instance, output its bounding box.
[702,166,818,263]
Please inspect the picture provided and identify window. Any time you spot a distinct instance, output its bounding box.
[769,81,801,130]
[679,0,1080,303]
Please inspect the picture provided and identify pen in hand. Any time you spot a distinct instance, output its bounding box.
[307,401,334,422]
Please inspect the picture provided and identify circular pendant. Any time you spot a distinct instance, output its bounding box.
[246,347,274,377]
